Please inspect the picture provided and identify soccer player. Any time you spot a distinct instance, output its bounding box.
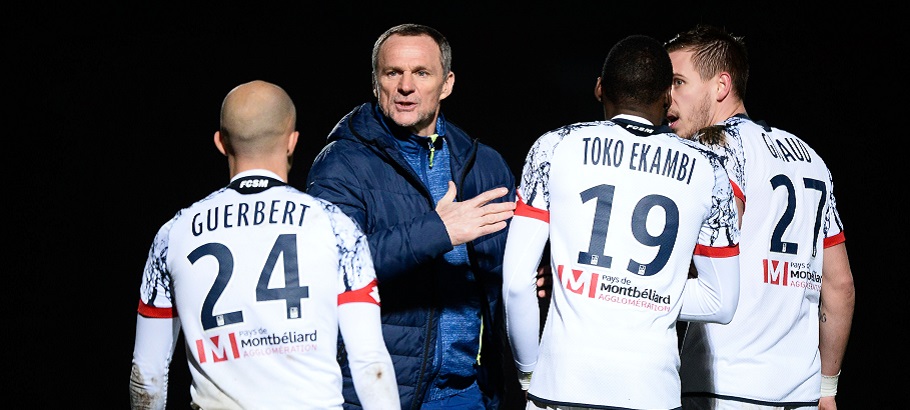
[502,34,741,409]
[129,80,399,409]
[665,24,856,410]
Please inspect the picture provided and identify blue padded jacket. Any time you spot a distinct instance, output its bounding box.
[306,102,518,410]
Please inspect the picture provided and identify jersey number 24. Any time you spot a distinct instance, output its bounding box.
[188,234,309,330]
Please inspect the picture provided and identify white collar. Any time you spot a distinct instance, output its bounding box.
[231,169,284,183]
[611,114,653,125]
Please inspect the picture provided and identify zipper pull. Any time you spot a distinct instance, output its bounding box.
[428,134,438,168]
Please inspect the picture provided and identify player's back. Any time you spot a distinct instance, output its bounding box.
[680,116,843,404]
[522,117,738,408]
[146,173,371,409]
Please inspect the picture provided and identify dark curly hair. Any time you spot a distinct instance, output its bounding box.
[600,34,673,107]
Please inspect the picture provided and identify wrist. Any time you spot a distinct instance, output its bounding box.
[820,370,840,397]
[518,371,532,391]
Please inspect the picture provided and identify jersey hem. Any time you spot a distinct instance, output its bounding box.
[681,391,818,407]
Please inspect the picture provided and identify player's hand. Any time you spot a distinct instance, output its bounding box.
[536,264,552,299]
[436,181,515,246]
[819,396,837,410]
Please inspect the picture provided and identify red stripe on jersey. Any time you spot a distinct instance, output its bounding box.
[824,231,845,248]
[515,197,549,223]
[694,244,740,257]
[137,300,175,318]
[730,179,745,203]
[338,279,381,306]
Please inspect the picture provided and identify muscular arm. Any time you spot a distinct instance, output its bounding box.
[338,302,399,409]
[818,242,855,407]
[679,253,740,324]
[130,315,180,410]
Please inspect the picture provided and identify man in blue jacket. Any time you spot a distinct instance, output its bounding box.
[306,23,520,409]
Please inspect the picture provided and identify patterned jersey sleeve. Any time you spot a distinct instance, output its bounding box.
[678,143,742,323]
[823,168,846,247]
[137,214,180,318]
[676,138,741,252]
[321,200,381,306]
[516,130,564,217]
[695,145,741,253]
[715,117,747,201]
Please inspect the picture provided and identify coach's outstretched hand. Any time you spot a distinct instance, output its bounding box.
[436,181,515,246]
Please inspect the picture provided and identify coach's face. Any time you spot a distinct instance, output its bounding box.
[667,50,716,139]
[374,34,454,137]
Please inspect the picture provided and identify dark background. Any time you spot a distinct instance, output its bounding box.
[13,3,899,408]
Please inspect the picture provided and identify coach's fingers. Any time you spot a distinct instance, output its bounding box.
[468,186,510,207]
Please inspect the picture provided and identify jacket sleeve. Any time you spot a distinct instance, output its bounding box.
[306,146,453,283]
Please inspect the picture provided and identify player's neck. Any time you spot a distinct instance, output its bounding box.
[229,159,290,182]
[606,103,665,126]
[715,101,747,124]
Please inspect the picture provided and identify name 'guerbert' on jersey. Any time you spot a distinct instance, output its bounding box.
[191,199,310,236]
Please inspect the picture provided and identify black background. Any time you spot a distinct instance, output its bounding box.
[13,3,900,408]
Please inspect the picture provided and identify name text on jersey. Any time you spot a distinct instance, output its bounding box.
[582,138,696,184]
[192,200,311,236]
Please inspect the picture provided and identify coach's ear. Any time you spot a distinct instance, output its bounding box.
[439,71,455,100]
[214,131,230,156]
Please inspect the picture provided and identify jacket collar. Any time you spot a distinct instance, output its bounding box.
[333,102,475,158]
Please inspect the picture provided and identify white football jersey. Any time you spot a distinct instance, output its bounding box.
[679,115,845,405]
[134,170,382,409]
[504,116,740,409]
